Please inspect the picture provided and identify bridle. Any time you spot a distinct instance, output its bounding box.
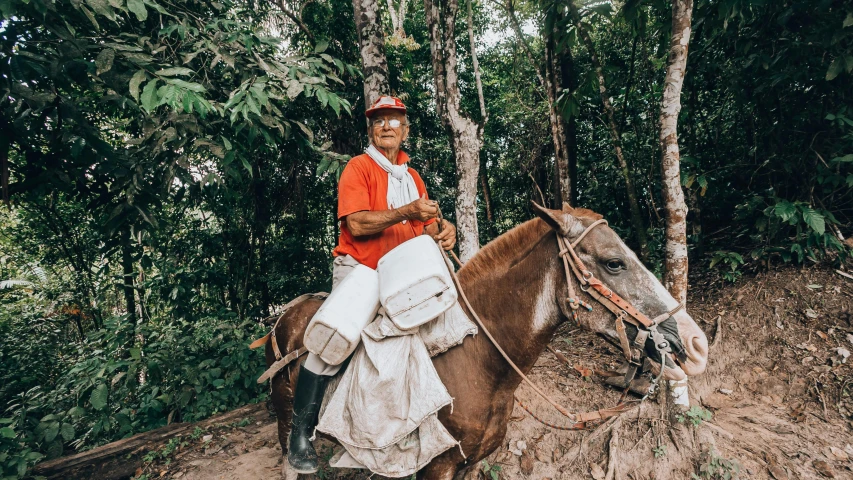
[441,217,685,429]
[556,219,685,391]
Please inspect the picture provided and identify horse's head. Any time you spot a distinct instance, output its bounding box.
[533,202,708,381]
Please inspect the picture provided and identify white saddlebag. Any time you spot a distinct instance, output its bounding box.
[304,264,380,365]
[377,235,458,330]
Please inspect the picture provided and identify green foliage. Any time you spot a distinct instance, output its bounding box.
[481,459,502,480]
[736,197,847,264]
[652,444,667,459]
[691,448,741,480]
[709,251,745,283]
[677,406,713,427]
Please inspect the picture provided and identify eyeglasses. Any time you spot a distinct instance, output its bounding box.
[370,118,407,128]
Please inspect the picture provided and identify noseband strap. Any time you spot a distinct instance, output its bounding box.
[557,220,685,372]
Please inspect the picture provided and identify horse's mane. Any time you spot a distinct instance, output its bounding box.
[459,207,602,283]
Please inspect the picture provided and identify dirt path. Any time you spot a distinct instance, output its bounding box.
[141,266,853,479]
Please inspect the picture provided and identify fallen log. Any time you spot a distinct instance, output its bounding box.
[31,402,270,480]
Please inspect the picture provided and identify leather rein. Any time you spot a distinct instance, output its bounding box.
[441,218,684,429]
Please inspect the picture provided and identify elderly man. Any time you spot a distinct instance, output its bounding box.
[288,96,457,473]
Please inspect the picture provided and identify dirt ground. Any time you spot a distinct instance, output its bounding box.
[139,265,853,479]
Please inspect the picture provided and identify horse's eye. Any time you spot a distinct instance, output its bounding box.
[604,259,625,272]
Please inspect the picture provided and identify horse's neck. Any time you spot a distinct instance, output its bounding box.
[458,230,563,375]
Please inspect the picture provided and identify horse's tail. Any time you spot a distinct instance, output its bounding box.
[252,293,327,456]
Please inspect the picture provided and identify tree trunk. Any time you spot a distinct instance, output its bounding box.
[544,24,570,206]
[568,1,649,261]
[560,47,578,206]
[352,0,391,108]
[659,0,693,303]
[424,0,481,261]
[120,227,136,344]
[505,0,570,206]
[31,403,268,480]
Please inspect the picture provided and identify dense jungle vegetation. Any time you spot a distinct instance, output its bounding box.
[0,0,851,477]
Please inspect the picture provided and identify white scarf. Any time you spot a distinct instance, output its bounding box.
[365,145,420,223]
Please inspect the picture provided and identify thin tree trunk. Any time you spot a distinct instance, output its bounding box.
[466,0,487,123]
[568,0,649,261]
[505,0,570,205]
[352,0,390,108]
[120,227,137,345]
[560,47,578,206]
[480,154,493,224]
[660,0,693,303]
[544,25,570,206]
[424,0,481,261]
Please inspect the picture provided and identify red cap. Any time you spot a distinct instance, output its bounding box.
[365,96,407,117]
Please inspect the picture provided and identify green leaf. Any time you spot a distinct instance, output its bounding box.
[95,48,115,75]
[60,423,75,441]
[844,12,853,28]
[0,427,14,438]
[316,157,331,176]
[90,384,108,411]
[126,0,147,20]
[86,0,116,20]
[773,200,796,222]
[129,70,146,101]
[44,422,59,443]
[314,39,329,53]
[827,57,845,81]
[245,93,262,117]
[240,156,253,177]
[129,347,141,360]
[328,94,341,116]
[140,79,159,112]
[315,88,329,108]
[166,78,206,93]
[68,406,85,418]
[831,154,853,163]
[295,121,313,143]
[155,67,193,77]
[801,208,825,235]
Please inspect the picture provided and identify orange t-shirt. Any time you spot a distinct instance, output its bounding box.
[333,150,436,269]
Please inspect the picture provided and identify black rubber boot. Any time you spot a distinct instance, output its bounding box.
[288,365,328,474]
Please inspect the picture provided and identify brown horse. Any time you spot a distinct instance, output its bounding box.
[266,203,709,479]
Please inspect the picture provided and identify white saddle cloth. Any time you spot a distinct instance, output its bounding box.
[315,295,477,477]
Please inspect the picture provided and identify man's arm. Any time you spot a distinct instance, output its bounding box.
[346,197,438,237]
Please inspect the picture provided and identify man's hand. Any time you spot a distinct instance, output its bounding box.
[430,219,456,251]
[400,195,439,223]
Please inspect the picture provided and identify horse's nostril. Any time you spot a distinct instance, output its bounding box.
[691,335,709,357]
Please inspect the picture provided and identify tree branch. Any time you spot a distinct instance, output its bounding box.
[275,0,316,42]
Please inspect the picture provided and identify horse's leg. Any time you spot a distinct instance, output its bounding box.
[417,457,459,480]
[269,363,297,455]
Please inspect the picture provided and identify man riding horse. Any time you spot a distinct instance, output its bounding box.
[288,95,457,474]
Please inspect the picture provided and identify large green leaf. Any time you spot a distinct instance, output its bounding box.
[44,422,59,442]
[127,0,147,21]
[86,0,116,20]
[827,57,845,81]
[128,69,146,101]
[801,208,825,235]
[166,78,206,93]
[773,200,797,223]
[60,423,75,441]
[95,48,115,75]
[140,79,159,112]
[155,67,193,77]
[90,383,108,411]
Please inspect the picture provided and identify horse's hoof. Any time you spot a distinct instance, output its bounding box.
[281,460,300,480]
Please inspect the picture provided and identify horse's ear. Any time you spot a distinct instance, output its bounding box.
[531,201,582,237]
